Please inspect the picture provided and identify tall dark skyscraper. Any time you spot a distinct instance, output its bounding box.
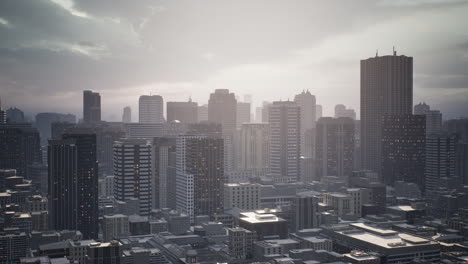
[62,128,99,239]
[176,134,224,222]
[425,133,457,195]
[381,115,425,188]
[152,137,177,209]
[360,51,413,176]
[316,117,355,179]
[167,99,198,124]
[269,101,301,183]
[48,139,78,232]
[0,123,42,178]
[83,90,101,124]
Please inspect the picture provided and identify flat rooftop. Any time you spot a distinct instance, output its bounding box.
[240,212,285,224]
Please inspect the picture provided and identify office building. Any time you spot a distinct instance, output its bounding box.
[316,117,354,179]
[114,139,152,215]
[62,129,99,239]
[315,105,323,121]
[323,223,440,264]
[122,106,131,123]
[224,183,260,210]
[335,104,356,120]
[381,115,425,187]
[197,104,208,122]
[0,231,29,262]
[269,101,301,183]
[102,214,129,241]
[83,90,101,124]
[294,90,316,158]
[323,192,352,217]
[239,211,288,240]
[35,112,76,145]
[237,102,251,128]
[48,139,78,232]
[0,123,42,178]
[176,134,224,222]
[152,137,176,209]
[139,95,164,123]
[124,123,164,139]
[227,227,257,260]
[86,241,122,264]
[261,101,272,123]
[445,118,468,142]
[291,192,319,231]
[425,134,457,195]
[361,51,413,174]
[239,123,270,170]
[167,99,198,124]
[414,102,430,115]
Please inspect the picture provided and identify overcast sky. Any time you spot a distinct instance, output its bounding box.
[1,0,468,121]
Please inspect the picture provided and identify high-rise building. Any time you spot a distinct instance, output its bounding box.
[102,214,130,241]
[239,123,270,170]
[176,134,224,222]
[261,101,272,123]
[414,102,430,115]
[425,110,442,135]
[315,105,323,121]
[62,129,99,239]
[291,192,319,232]
[35,112,76,145]
[269,101,301,183]
[113,139,152,215]
[425,134,457,195]
[294,90,316,159]
[122,106,131,123]
[237,102,251,129]
[6,107,25,123]
[139,95,164,123]
[444,118,468,143]
[382,115,425,187]
[152,137,176,209]
[0,123,42,178]
[197,104,208,122]
[167,99,198,123]
[335,104,356,120]
[208,89,237,132]
[0,98,6,124]
[83,90,101,124]
[316,117,354,179]
[48,139,78,233]
[360,51,413,174]
[124,123,164,139]
[208,89,237,172]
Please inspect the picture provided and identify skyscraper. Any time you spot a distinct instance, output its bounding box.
[83,90,101,124]
[0,123,42,178]
[62,128,99,239]
[316,117,355,179]
[315,105,323,121]
[360,51,413,175]
[122,106,131,123]
[208,89,237,171]
[236,102,251,129]
[294,90,316,158]
[113,139,152,215]
[152,137,176,209]
[413,102,442,135]
[0,98,6,123]
[414,102,430,115]
[176,134,224,222]
[48,139,77,232]
[334,104,356,120]
[425,134,457,194]
[167,99,198,123]
[239,123,270,170]
[139,95,164,123]
[6,107,25,123]
[197,104,208,122]
[269,101,301,183]
[381,115,425,187]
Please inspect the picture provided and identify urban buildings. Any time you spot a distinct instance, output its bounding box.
[316,117,355,179]
[176,134,224,222]
[122,106,131,123]
[208,89,237,133]
[360,51,413,175]
[269,101,301,183]
[381,115,426,187]
[83,90,101,124]
[139,95,164,123]
[113,139,152,215]
[224,182,261,210]
[167,99,198,124]
[425,134,457,194]
[236,102,251,129]
[227,227,257,260]
[152,137,177,209]
[335,104,356,120]
[239,123,270,170]
[294,90,316,158]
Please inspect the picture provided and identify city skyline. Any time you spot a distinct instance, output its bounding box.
[1,1,468,120]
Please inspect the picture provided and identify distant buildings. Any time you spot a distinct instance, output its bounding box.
[167,99,198,123]
[239,123,270,170]
[425,134,457,195]
[294,90,316,158]
[224,183,261,210]
[35,112,76,145]
[269,101,301,183]
[6,107,25,123]
[83,90,101,124]
[197,104,208,122]
[139,95,164,123]
[236,102,251,129]
[122,106,131,123]
[152,137,177,209]
[334,104,356,120]
[360,51,413,175]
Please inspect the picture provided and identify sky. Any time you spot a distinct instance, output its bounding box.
[1,0,468,121]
